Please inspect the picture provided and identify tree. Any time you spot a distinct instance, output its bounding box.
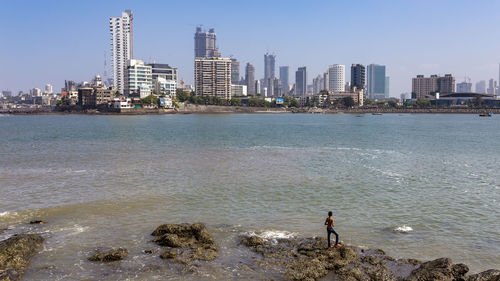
[114,91,121,97]
[387,100,398,108]
[176,89,191,102]
[141,94,159,105]
[415,98,431,108]
[284,96,299,107]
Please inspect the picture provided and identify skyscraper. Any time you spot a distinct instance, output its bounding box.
[194,27,220,58]
[456,81,472,93]
[245,63,255,95]
[367,64,386,100]
[194,57,232,99]
[313,75,324,94]
[487,79,496,94]
[295,67,307,96]
[350,64,365,90]
[264,53,276,86]
[328,65,345,92]
[110,10,134,94]
[230,58,240,84]
[279,66,289,94]
[475,80,486,93]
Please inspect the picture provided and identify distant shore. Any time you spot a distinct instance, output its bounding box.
[2,104,499,115]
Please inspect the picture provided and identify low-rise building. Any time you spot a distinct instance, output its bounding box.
[78,87,114,107]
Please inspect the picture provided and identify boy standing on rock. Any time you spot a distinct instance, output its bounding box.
[325,211,342,248]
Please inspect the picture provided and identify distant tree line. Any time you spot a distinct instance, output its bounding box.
[175,89,299,108]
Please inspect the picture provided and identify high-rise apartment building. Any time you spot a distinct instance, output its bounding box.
[438,74,455,94]
[230,58,240,84]
[367,64,386,100]
[264,53,276,86]
[350,64,365,90]
[194,57,232,99]
[194,27,220,58]
[328,64,345,92]
[279,66,289,94]
[412,74,455,99]
[295,67,307,96]
[110,10,134,94]
[245,63,255,95]
[125,59,152,98]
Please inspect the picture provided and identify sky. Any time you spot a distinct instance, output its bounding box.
[1,0,499,96]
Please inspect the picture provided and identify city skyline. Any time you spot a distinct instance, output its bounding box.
[1,0,500,96]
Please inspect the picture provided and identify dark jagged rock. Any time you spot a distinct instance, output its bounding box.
[241,236,359,281]
[88,248,128,262]
[152,223,218,263]
[240,235,269,247]
[0,234,44,281]
[159,248,178,259]
[404,257,469,281]
[467,269,500,281]
[0,268,20,281]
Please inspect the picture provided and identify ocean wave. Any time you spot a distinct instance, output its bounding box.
[393,225,413,233]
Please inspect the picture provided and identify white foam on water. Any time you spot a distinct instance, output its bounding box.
[0,211,17,218]
[393,225,413,233]
[245,230,297,240]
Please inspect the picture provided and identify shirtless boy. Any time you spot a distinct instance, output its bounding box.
[325,211,341,248]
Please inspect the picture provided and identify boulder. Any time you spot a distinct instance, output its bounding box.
[152,223,218,263]
[404,257,469,281]
[0,234,44,281]
[467,269,500,281]
[88,248,128,262]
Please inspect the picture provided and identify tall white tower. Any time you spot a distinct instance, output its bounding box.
[110,10,133,94]
[328,64,345,92]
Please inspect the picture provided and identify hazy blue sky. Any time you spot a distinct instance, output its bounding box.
[1,0,499,96]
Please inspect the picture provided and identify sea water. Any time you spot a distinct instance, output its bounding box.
[0,114,498,280]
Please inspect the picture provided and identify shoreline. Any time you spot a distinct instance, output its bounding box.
[1,221,498,281]
[1,105,500,115]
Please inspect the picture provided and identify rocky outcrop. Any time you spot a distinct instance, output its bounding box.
[403,257,468,281]
[467,269,500,281]
[152,223,218,264]
[0,234,44,281]
[240,234,498,281]
[88,248,128,262]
